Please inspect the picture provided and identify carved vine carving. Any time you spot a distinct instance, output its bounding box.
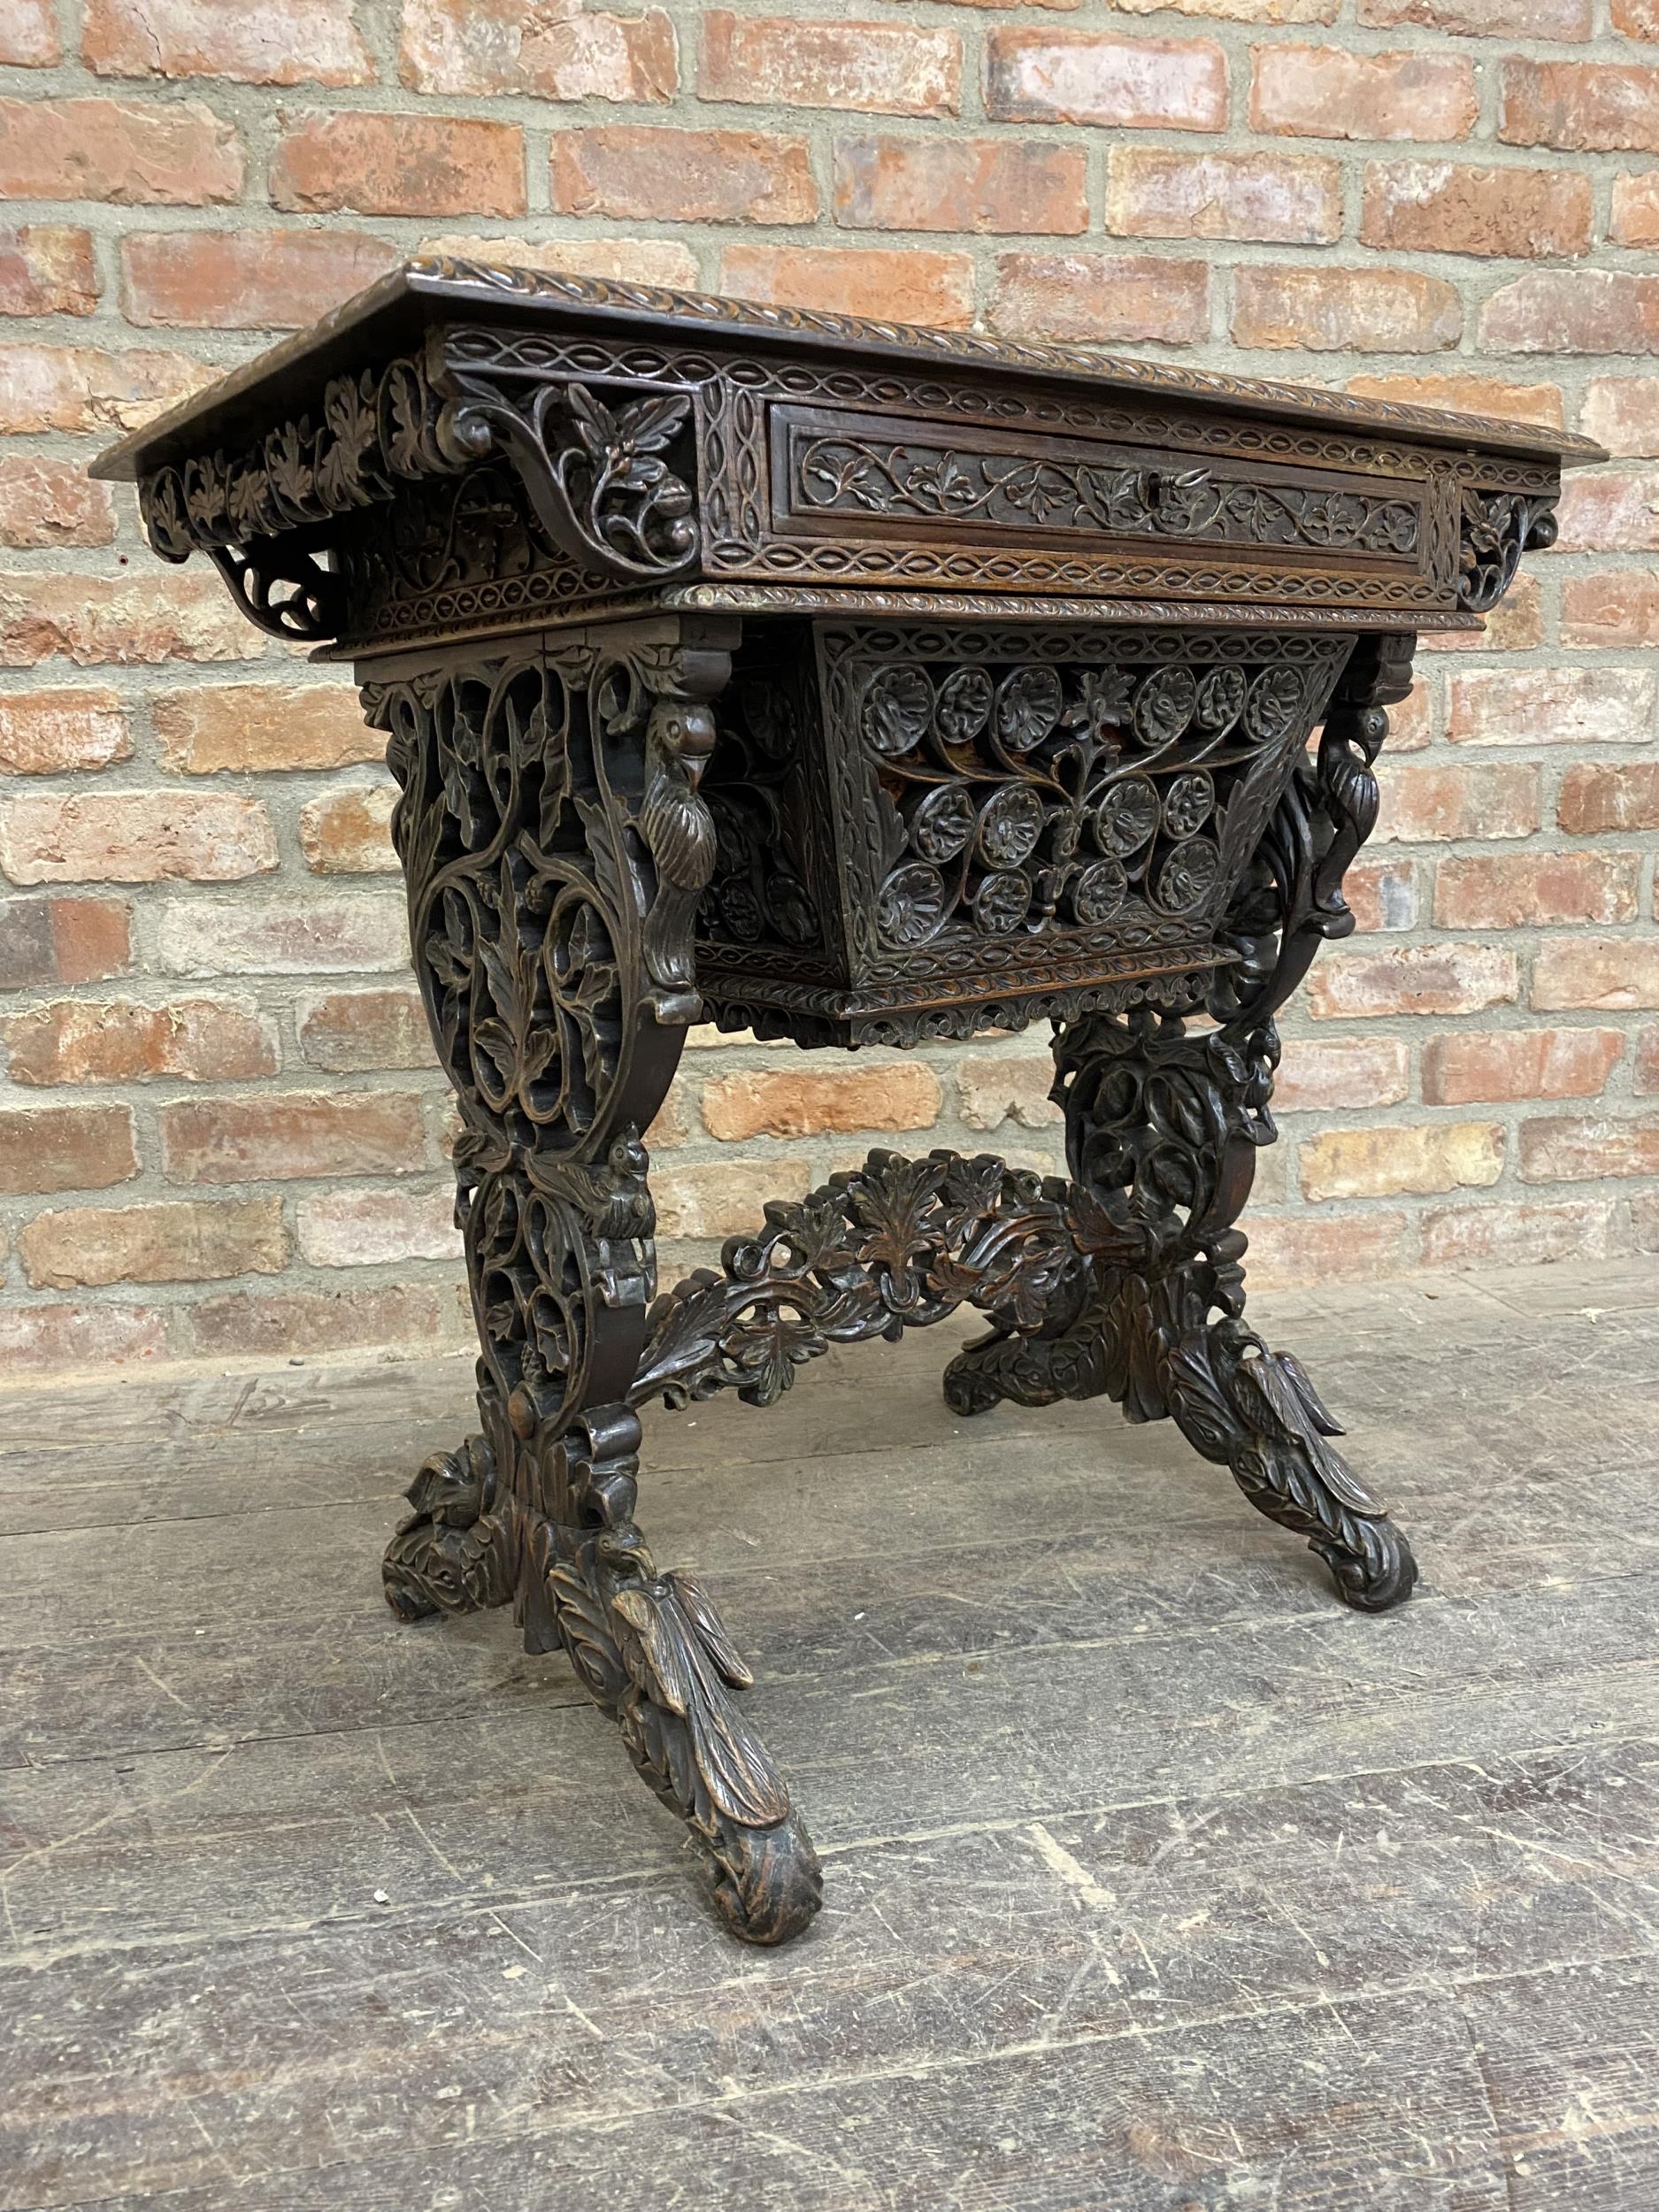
[1457,489,1559,614]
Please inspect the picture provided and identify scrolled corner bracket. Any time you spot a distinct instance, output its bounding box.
[206,540,347,644]
[445,379,701,585]
[1457,488,1558,615]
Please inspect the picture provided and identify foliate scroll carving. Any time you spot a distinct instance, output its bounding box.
[1456,489,1558,614]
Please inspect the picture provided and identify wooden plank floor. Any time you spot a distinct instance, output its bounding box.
[3,1256,1657,2212]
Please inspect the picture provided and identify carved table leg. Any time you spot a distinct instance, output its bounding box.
[946,637,1422,1613]
[372,615,821,1944]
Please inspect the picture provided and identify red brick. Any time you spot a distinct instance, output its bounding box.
[1448,668,1655,749]
[652,1156,812,1241]
[1520,1114,1659,1182]
[1433,852,1640,931]
[84,0,372,85]
[0,227,96,317]
[19,1197,286,1288]
[700,14,958,117]
[1301,1120,1503,1202]
[1250,47,1477,142]
[1640,1028,1659,1094]
[298,777,398,874]
[120,229,400,330]
[0,458,114,550]
[718,244,973,328]
[702,1064,941,1141]
[1309,943,1517,1020]
[271,113,526,220]
[1425,1028,1623,1107]
[1360,162,1592,260]
[1615,0,1659,31]
[1243,1210,1414,1290]
[985,28,1226,131]
[1612,171,1659,249]
[990,252,1209,344]
[0,690,128,774]
[3,995,278,1085]
[1233,265,1460,352]
[834,136,1085,236]
[1273,1035,1409,1112]
[553,127,815,226]
[296,1186,459,1266]
[1532,937,1659,1011]
[296,987,437,1072]
[1362,0,1591,28]
[1347,373,1565,433]
[159,1090,426,1184]
[0,1102,135,1193]
[0,1300,165,1373]
[1422,1198,1619,1272]
[1106,147,1339,244]
[400,0,674,101]
[0,895,130,989]
[1383,680,1434,751]
[1344,856,1417,933]
[1415,572,1542,656]
[180,1283,452,1359]
[1581,378,1659,457]
[0,572,258,665]
[1562,572,1659,649]
[956,1056,1062,1132]
[1557,470,1659,552]
[157,893,409,976]
[419,231,698,288]
[1502,60,1659,155]
[0,790,276,886]
[1374,763,1539,844]
[0,342,215,434]
[152,683,376,772]
[0,97,243,204]
[1557,761,1659,832]
[0,0,60,63]
[1481,271,1659,355]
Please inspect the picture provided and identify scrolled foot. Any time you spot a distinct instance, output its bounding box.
[382,1433,514,1622]
[709,1807,824,1946]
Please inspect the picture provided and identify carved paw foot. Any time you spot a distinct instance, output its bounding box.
[382,1434,513,1622]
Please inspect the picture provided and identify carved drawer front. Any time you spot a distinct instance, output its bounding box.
[695,619,1354,1049]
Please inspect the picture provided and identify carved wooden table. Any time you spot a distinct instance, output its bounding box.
[96,259,1593,1947]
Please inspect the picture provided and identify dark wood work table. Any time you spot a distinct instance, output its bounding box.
[95,259,1596,1947]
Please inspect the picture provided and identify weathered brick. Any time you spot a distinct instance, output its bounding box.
[1432,852,1640,930]
[1520,1115,1659,1182]
[718,245,973,328]
[0,790,277,886]
[956,1056,1062,1133]
[1374,763,1539,843]
[419,232,698,288]
[297,776,398,874]
[84,0,373,85]
[296,1186,459,1266]
[1301,1120,1504,1202]
[3,995,277,1085]
[1309,944,1517,1020]
[0,690,128,773]
[1502,60,1659,155]
[1106,147,1340,244]
[0,1300,165,1374]
[1482,271,1659,355]
[1611,171,1659,250]
[0,342,214,434]
[1347,373,1565,432]
[19,1197,286,1288]
[1232,265,1461,351]
[271,113,526,219]
[703,1064,941,1141]
[1615,0,1659,32]
[120,229,400,330]
[1361,0,1591,29]
[1424,1027,1623,1107]
[1116,0,1333,17]
[1557,469,1659,552]
[1360,162,1592,260]
[159,1090,426,1184]
[1243,1210,1414,1290]
[652,1156,812,1241]
[1640,1028,1659,1094]
[835,136,1085,236]
[1562,572,1659,649]
[400,0,674,101]
[1383,680,1434,751]
[0,895,129,989]
[554,127,815,226]
[180,1283,452,1359]
[0,458,115,550]
[0,1102,136,1193]
[990,252,1209,344]
[1344,856,1417,933]
[1250,47,1477,142]
[0,227,96,317]
[0,97,243,204]
[985,28,1227,131]
[1273,1036,1409,1113]
[1416,572,1542,656]
[1448,667,1655,749]
[0,571,259,665]
[157,893,409,977]
[152,683,376,773]
[1532,937,1659,1011]
[296,987,437,1072]
[1557,761,1659,832]
[1422,1198,1619,1272]
[1582,378,1659,457]
[701,14,957,117]
[0,0,60,63]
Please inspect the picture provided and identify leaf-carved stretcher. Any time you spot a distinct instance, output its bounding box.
[95,260,1594,1945]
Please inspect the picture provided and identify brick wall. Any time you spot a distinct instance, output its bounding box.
[1,0,1656,1371]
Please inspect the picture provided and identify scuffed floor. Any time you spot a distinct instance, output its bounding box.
[2,1256,1656,2210]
